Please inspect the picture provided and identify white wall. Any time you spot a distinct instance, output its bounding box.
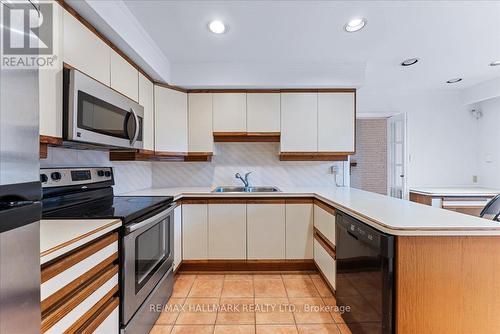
[152,143,346,188]
[475,97,500,188]
[40,147,152,195]
[357,89,477,187]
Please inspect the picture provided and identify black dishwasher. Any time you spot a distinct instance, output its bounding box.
[336,211,395,334]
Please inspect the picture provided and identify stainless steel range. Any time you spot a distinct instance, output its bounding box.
[41,167,174,334]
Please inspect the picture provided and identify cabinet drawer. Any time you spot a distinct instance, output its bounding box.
[314,237,336,290]
[42,264,118,333]
[314,201,336,245]
[41,233,118,313]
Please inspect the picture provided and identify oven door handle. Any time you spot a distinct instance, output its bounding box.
[129,107,140,146]
[125,204,175,234]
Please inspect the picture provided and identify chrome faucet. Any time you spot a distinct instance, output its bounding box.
[235,172,252,188]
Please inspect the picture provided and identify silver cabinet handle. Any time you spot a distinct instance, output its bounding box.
[129,107,140,146]
[125,204,175,234]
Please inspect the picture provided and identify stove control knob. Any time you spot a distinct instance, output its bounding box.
[97,170,105,177]
[51,172,62,181]
[40,174,48,183]
[104,171,111,177]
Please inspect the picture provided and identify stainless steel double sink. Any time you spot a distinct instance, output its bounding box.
[212,186,281,193]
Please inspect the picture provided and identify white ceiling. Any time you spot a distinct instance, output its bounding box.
[101,1,500,90]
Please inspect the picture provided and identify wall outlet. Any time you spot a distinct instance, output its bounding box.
[331,165,339,174]
[472,175,478,183]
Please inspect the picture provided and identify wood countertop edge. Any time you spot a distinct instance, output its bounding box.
[40,219,122,259]
[165,191,500,236]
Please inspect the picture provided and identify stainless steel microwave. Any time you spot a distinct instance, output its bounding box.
[63,68,144,149]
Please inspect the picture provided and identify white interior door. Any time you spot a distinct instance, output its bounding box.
[387,113,408,199]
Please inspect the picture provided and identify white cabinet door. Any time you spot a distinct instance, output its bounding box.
[63,11,110,85]
[314,239,336,289]
[314,204,336,245]
[138,73,154,151]
[286,203,313,259]
[246,93,280,133]
[155,86,188,153]
[318,92,355,152]
[40,4,63,138]
[247,203,285,259]
[182,204,208,260]
[208,204,246,259]
[174,205,182,270]
[110,50,139,101]
[280,93,318,152]
[188,93,213,153]
[213,93,247,132]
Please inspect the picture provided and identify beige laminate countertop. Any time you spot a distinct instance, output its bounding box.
[410,186,500,197]
[125,186,500,236]
[40,219,122,265]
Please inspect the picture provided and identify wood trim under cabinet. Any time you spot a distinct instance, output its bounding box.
[184,152,213,162]
[179,259,316,272]
[314,231,336,259]
[69,296,119,334]
[279,152,349,161]
[41,233,118,282]
[285,198,314,204]
[314,199,336,215]
[41,264,118,332]
[109,149,155,161]
[213,132,280,143]
[207,198,248,204]
[40,135,63,145]
[246,198,286,205]
[179,199,209,205]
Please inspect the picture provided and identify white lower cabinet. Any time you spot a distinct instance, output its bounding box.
[314,239,336,290]
[286,202,314,259]
[247,203,286,259]
[182,203,208,260]
[314,203,336,245]
[174,205,182,270]
[208,203,247,259]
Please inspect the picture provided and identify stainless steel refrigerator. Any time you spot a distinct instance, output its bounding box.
[0,2,42,333]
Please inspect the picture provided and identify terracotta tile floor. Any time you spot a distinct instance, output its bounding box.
[150,273,354,334]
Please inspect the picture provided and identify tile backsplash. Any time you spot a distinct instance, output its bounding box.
[152,143,346,188]
[41,143,347,193]
[40,147,152,195]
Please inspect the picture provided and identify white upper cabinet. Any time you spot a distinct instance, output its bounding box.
[110,50,139,102]
[280,93,318,152]
[188,93,213,153]
[246,93,281,133]
[213,93,247,132]
[40,4,63,138]
[138,73,154,151]
[63,10,110,85]
[318,92,355,152]
[155,86,188,153]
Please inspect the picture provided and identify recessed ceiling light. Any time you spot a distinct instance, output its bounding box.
[490,60,500,66]
[446,78,462,84]
[401,58,419,67]
[344,18,367,32]
[208,20,227,34]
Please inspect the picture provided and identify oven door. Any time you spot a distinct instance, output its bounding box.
[122,204,175,325]
[65,68,144,149]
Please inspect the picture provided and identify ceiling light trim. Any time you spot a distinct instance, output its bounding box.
[344,18,367,32]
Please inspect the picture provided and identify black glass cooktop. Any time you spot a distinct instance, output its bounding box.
[42,195,173,224]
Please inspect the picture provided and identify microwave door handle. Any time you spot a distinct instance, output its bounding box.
[129,107,140,145]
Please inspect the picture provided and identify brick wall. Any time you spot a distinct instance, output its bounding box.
[350,118,388,195]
